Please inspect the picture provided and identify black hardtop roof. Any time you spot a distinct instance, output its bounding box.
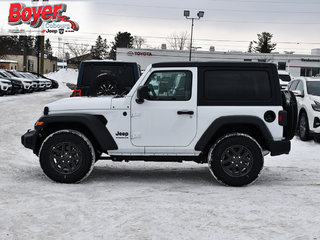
[152,61,276,68]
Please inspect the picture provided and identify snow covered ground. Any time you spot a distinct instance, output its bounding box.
[0,70,320,239]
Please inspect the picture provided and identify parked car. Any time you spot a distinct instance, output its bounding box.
[0,71,23,94]
[19,72,46,91]
[0,78,12,96]
[22,62,297,186]
[288,77,320,142]
[2,70,33,93]
[278,70,292,90]
[29,72,59,89]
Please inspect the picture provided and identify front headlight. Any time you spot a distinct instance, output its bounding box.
[311,100,320,112]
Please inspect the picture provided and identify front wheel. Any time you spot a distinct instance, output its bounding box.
[298,112,310,141]
[208,134,264,186]
[39,130,96,183]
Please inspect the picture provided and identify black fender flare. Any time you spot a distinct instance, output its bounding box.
[195,116,274,151]
[36,113,118,153]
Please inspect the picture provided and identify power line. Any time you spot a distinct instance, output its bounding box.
[94,1,320,14]
[92,12,320,25]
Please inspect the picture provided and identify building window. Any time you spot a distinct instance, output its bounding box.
[28,60,34,72]
[15,66,16,70]
[244,59,252,62]
[11,66,13,70]
[258,59,266,63]
[278,62,286,70]
[300,67,320,77]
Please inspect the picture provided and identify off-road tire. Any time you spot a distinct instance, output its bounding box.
[314,136,320,143]
[208,133,264,187]
[39,130,96,183]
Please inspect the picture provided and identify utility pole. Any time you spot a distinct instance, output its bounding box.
[40,36,45,75]
[189,18,194,62]
[33,0,49,75]
[37,36,40,75]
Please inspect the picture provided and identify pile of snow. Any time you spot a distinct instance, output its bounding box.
[45,68,78,90]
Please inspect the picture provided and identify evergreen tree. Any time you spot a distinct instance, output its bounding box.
[90,35,109,59]
[248,41,253,53]
[44,38,53,56]
[19,36,35,52]
[109,32,134,60]
[253,32,276,53]
[0,36,22,55]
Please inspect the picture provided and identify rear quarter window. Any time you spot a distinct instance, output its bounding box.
[203,70,271,101]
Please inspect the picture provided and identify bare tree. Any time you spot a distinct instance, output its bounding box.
[133,36,146,49]
[66,43,90,69]
[167,31,189,50]
[257,55,273,63]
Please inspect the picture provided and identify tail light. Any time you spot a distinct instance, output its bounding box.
[73,89,81,97]
[278,111,287,126]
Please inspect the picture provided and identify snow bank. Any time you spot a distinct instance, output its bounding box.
[45,68,78,91]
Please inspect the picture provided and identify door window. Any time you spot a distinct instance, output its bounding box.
[145,71,192,101]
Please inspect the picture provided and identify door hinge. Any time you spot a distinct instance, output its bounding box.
[131,132,142,139]
[131,112,141,118]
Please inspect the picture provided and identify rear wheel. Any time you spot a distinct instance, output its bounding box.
[208,134,264,186]
[39,130,96,183]
[298,112,310,141]
[314,136,320,143]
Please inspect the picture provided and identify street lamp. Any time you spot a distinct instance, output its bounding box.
[184,10,204,61]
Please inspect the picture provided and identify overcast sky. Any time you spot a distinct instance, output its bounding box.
[1,0,320,55]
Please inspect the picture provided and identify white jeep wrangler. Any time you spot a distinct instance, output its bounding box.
[22,62,297,186]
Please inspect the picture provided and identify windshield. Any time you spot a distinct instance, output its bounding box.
[307,81,320,96]
[3,71,16,78]
[7,71,22,78]
[0,71,12,78]
[0,72,9,78]
[23,73,36,79]
[26,72,39,79]
[279,74,291,82]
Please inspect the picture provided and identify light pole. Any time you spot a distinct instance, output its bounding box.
[184,10,204,61]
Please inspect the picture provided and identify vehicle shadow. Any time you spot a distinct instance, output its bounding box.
[87,164,218,186]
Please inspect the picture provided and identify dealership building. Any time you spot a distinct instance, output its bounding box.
[117,47,320,77]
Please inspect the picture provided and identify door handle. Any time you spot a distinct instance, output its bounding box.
[177,110,194,115]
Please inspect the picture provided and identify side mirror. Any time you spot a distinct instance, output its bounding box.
[292,90,304,98]
[136,85,149,103]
